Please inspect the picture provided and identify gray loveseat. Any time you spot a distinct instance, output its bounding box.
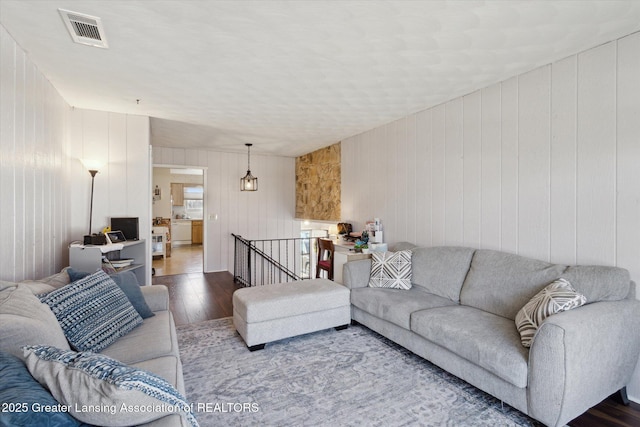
[342,245,640,427]
[0,269,186,427]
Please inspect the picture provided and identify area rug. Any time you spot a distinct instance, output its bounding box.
[177,318,542,427]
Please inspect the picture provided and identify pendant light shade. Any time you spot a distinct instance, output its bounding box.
[241,143,258,191]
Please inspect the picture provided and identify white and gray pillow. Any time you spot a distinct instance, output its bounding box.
[368,250,413,290]
[515,278,587,348]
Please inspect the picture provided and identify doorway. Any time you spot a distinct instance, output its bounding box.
[152,166,206,276]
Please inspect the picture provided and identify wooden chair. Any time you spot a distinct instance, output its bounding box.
[316,238,335,280]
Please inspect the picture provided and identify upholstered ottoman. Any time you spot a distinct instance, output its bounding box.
[232,279,351,351]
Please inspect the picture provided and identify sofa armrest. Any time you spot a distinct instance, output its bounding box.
[140,285,170,312]
[527,299,640,427]
[342,259,372,290]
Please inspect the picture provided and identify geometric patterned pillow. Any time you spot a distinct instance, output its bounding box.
[39,270,143,352]
[22,345,199,427]
[515,278,587,348]
[368,250,412,290]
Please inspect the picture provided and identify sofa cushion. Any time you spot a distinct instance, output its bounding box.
[0,351,85,426]
[39,270,143,352]
[67,268,155,319]
[411,305,529,388]
[368,250,413,290]
[515,278,587,347]
[101,311,179,365]
[411,246,475,302]
[351,287,457,330]
[23,345,197,427]
[0,285,70,359]
[460,250,567,320]
[560,265,631,303]
[19,268,72,292]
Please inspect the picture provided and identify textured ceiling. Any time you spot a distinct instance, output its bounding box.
[2,1,640,157]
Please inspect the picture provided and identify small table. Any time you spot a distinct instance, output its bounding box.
[333,240,371,284]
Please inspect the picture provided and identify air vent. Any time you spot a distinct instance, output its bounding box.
[58,9,108,48]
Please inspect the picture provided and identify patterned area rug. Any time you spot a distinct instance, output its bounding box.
[177,318,542,427]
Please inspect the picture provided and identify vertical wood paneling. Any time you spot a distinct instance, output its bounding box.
[500,77,519,253]
[480,85,501,250]
[405,114,417,244]
[396,117,410,242]
[414,109,432,246]
[23,64,36,278]
[617,31,640,401]
[109,114,128,215]
[616,32,640,288]
[0,27,72,282]
[518,66,551,260]
[550,56,578,264]
[0,28,16,280]
[431,104,446,245]
[444,99,464,245]
[383,121,399,240]
[463,91,482,248]
[576,42,617,266]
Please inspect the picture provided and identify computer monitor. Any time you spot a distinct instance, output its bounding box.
[110,217,139,241]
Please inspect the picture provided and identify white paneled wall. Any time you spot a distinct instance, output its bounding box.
[153,147,300,272]
[68,109,151,284]
[0,25,72,282]
[342,32,640,399]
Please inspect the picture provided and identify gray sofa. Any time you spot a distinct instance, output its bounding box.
[342,245,640,427]
[0,269,186,427]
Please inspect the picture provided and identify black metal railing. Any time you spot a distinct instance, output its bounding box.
[232,233,322,286]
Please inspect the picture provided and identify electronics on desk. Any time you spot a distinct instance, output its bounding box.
[110,217,139,240]
[84,233,108,245]
[105,230,127,244]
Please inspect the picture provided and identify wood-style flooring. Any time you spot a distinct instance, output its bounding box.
[154,270,640,427]
[152,244,203,277]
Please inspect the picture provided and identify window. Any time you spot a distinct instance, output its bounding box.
[183,185,203,219]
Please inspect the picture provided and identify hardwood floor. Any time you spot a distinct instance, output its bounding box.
[152,244,203,276]
[152,271,242,325]
[155,271,640,427]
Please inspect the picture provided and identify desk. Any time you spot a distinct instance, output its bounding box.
[333,240,371,284]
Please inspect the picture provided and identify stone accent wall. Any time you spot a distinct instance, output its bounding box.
[295,142,341,220]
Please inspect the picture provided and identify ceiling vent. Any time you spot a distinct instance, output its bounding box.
[58,9,108,48]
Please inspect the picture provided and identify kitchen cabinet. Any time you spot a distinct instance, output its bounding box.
[171,183,184,206]
[191,220,203,244]
[69,240,147,284]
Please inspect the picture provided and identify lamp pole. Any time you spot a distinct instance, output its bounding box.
[83,169,99,245]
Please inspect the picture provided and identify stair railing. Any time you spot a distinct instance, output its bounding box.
[232,233,320,287]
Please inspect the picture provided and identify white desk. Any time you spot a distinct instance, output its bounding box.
[333,240,371,284]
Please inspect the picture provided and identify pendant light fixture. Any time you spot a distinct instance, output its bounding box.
[241,143,258,191]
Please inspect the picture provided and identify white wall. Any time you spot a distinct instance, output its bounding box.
[0,25,72,282]
[1,26,152,286]
[342,32,640,400]
[69,109,151,284]
[153,147,301,273]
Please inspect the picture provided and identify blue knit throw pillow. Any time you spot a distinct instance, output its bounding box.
[23,345,199,426]
[39,270,143,352]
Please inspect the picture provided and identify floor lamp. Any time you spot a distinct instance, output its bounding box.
[81,159,101,245]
